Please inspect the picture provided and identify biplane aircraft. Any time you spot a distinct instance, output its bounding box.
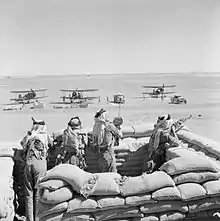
[3,88,48,111]
[142,84,176,100]
[9,88,48,103]
[107,93,125,117]
[50,88,100,109]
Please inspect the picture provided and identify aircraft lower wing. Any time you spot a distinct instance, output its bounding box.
[60,96,99,100]
[10,96,48,101]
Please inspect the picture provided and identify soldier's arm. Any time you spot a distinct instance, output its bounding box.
[109,123,122,138]
[167,134,181,147]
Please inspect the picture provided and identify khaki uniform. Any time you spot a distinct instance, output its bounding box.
[61,127,87,169]
[95,122,121,173]
[22,133,51,221]
[143,130,179,173]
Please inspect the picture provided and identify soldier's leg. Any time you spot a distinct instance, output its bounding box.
[99,150,117,172]
[24,164,34,221]
[32,159,47,221]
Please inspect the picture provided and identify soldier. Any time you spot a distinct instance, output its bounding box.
[143,114,181,174]
[56,116,87,169]
[21,118,53,221]
[92,109,123,172]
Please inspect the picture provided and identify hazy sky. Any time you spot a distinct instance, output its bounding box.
[0,0,220,76]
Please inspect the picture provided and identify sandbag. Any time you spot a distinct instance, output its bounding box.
[125,194,157,206]
[67,195,97,213]
[38,164,96,197]
[0,199,7,219]
[62,213,95,221]
[132,215,158,221]
[203,180,220,196]
[177,183,207,201]
[39,212,64,221]
[37,201,68,219]
[177,130,220,159]
[159,211,185,221]
[89,172,121,196]
[39,186,74,204]
[160,156,219,175]
[38,179,69,191]
[166,147,199,161]
[172,171,220,185]
[140,201,188,214]
[120,171,175,196]
[116,159,126,163]
[93,207,143,221]
[186,210,211,220]
[96,196,126,210]
[188,196,220,213]
[152,186,181,201]
[116,152,130,158]
[0,149,14,158]
[40,212,95,221]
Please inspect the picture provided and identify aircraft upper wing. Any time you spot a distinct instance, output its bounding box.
[10,88,48,93]
[142,85,176,88]
[163,85,176,88]
[60,89,98,92]
[142,86,161,88]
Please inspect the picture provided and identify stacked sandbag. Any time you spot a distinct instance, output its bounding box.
[0,147,15,221]
[85,137,150,176]
[177,130,220,161]
[115,138,149,176]
[160,152,220,220]
[36,164,193,221]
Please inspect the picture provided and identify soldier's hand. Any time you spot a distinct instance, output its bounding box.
[113,117,124,126]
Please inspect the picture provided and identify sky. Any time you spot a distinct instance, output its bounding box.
[0,0,220,76]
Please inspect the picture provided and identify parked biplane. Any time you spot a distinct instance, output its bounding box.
[50,88,100,109]
[141,84,176,101]
[169,95,187,104]
[107,93,125,117]
[3,88,48,111]
[9,88,48,103]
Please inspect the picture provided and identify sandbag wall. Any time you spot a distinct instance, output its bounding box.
[36,147,220,221]
[85,137,150,176]
[177,130,220,164]
[85,125,153,176]
[0,147,15,221]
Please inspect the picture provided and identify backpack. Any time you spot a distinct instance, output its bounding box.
[25,134,47,160]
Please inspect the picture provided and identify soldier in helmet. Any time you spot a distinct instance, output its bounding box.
[143,114,180,174]
[56,116,87,169]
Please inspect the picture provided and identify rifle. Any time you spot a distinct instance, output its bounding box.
[172,114,192,133]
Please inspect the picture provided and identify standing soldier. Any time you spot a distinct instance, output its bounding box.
[92,109,123,173]
[56,116,87,169]
[21,118,53,221]
[142,114,180,174]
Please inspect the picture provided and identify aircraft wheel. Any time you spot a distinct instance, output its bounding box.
[184,100,187,104]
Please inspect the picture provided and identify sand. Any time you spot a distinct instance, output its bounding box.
[0,73,220,144]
